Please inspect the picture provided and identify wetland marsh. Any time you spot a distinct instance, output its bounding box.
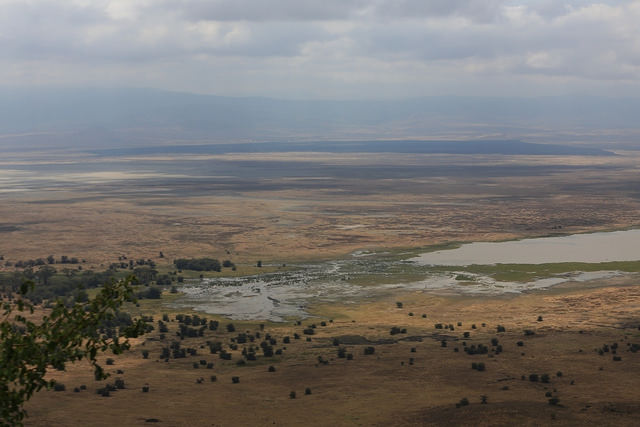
[172,230,640,321]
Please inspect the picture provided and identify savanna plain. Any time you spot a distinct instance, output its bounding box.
[3,144,640,426]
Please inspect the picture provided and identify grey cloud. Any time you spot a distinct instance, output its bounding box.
[173,0,369,22]
[1,0,639,98]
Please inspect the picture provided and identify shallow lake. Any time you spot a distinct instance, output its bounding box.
[412,229,640,266]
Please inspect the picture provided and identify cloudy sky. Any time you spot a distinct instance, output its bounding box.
[2,0,640,99]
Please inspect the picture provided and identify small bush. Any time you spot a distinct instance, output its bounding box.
[305,387,312,395]
[142,384,150,392]
[363,346,375,355]
[106,358,114,365]
[268,366,276,372]
[232,376,240,384]
[289,391,296,399]
[53,383,66,392]
[456,397,469,408]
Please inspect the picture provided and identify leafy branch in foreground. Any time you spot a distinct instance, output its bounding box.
[0,276,146,426]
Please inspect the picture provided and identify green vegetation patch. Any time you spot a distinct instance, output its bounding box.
[431,261,640,283]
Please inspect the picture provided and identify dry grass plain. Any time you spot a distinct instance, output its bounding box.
[1,151,640,266]
[24,280,640,426]
[2,148,640,425]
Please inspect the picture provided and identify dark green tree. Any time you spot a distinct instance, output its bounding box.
[1,276,146,425]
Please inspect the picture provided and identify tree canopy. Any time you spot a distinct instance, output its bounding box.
[0,276,146,426]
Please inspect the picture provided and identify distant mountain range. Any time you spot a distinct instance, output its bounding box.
[0,87,638,150]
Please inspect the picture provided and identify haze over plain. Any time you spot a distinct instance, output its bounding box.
[1,0,640,150]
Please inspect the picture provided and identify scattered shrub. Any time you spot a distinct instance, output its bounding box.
[456,398,469,408]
